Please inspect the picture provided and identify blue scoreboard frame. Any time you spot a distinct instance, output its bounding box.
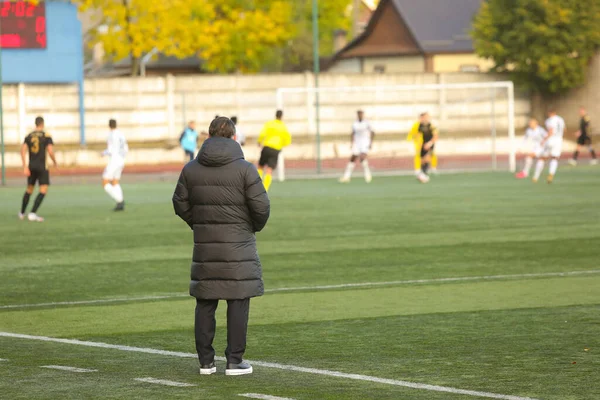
[1,1,86,144]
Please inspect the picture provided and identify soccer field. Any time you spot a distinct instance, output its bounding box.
[1,170,599,400]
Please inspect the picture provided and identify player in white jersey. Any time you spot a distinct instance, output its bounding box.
[515,118,547,179]
[102,119,128,211]
[532,109,565,184]
[231,116,246,146]
[340,110,375,183]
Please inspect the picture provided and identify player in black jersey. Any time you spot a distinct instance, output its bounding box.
[19,116,57,222]
[569,107,597,166]
[417,113,439,183]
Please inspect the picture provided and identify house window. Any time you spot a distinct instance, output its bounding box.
[459,64,480,73]
[373,64,386,74]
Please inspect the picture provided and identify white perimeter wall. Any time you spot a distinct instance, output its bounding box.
[0,72,531,146]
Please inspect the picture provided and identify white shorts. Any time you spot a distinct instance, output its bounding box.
[539,138,563,158]
[352,141,371,156]
[531,143,544,158]
[103,158,125,181]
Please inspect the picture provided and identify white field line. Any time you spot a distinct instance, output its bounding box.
[134,377,195,387]
[0,358,8,361]
[1,269,599,310]
[239,394,295,400]
[0,332,538,400]
[40,365,98,373]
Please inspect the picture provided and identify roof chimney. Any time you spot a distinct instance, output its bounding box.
[334,29,348,53]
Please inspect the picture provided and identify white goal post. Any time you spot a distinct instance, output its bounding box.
[274,81,517,181]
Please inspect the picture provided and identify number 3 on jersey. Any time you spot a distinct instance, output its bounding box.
[31,136,40,154]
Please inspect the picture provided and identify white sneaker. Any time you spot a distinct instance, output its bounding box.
[18,212,25,220]
[28,213,44,222]
[365,175,372,183]
[430,168,438,175]
[568,159,577,166]
[339,176,350,183]
[590,159,598,165]
[417,173,430,183]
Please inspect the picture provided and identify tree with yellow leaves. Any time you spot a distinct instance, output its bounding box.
[79,0,294,75]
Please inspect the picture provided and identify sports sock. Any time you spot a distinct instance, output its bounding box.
[413,155,421,172]
[258,169,264,179]
[104,183,119,202]
[113,184,124,203]
[573,150,579,160]
[362,160,372,181]
[591,149,597,159]
[533,159,545,180]
[422,162,430,174]
[342,162,355,179]
[431,154,438,169]
[21,192,31,214]
[31,193,45,213]
[263,174,272,192]
[549,159,558,176]
[523,156,533,175]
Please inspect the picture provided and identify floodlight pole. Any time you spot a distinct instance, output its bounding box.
[0,20,6,186]
[312,0,322,174]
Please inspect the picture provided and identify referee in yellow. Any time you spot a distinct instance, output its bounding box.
[407,113,438,175]
[257,110,292,192]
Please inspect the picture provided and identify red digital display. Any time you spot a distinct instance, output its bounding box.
[0,1,46,49]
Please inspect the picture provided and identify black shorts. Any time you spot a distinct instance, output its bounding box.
[28,168,50,186]
[420,144,435,158]
[577,135,592,146]
[259,147,280,169]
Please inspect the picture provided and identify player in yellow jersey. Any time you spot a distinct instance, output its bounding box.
[407,113,438,175]
[257,110,292,191]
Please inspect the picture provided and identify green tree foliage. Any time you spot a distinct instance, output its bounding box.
[472,0,600,94]
[270,0,353,72]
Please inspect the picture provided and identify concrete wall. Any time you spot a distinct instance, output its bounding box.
[0,72,530,147]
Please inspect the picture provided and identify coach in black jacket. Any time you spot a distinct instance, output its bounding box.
[173,117,270,376]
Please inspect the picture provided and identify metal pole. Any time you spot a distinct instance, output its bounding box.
[491,88,497,170]
[507,83,516,172]
[312,0,321,174]
[0,19,5,186]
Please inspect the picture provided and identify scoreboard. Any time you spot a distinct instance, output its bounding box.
[0,1,46,49]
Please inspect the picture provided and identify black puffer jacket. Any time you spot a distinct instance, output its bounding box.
[173,137,270,300]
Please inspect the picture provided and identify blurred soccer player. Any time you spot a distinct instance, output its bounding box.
[180,120,199,162]
[340,110,375,183]
[515,118,547,179]
[569,106,597,166]
[257,110,291,191]
[533,109,565,184]
[231,116,245,146]
[102,119,128,211]
[417,113,438,183]
[19,116,57,222]
[408,113,438,176]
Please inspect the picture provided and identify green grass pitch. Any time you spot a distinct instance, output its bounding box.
[1,169,599,399]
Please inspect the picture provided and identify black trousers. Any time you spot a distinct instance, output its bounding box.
[195,298,250,365]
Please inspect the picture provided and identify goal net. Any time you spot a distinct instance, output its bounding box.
[274,81,518,181]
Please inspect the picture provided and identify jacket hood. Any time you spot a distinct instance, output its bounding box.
[197,137,244,167]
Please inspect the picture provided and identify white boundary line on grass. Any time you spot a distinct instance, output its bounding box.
[239,394,295,400]
[1,269,599,310]
[134,377,195,387]
[40,365,98,373]
[0,332,538,400]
